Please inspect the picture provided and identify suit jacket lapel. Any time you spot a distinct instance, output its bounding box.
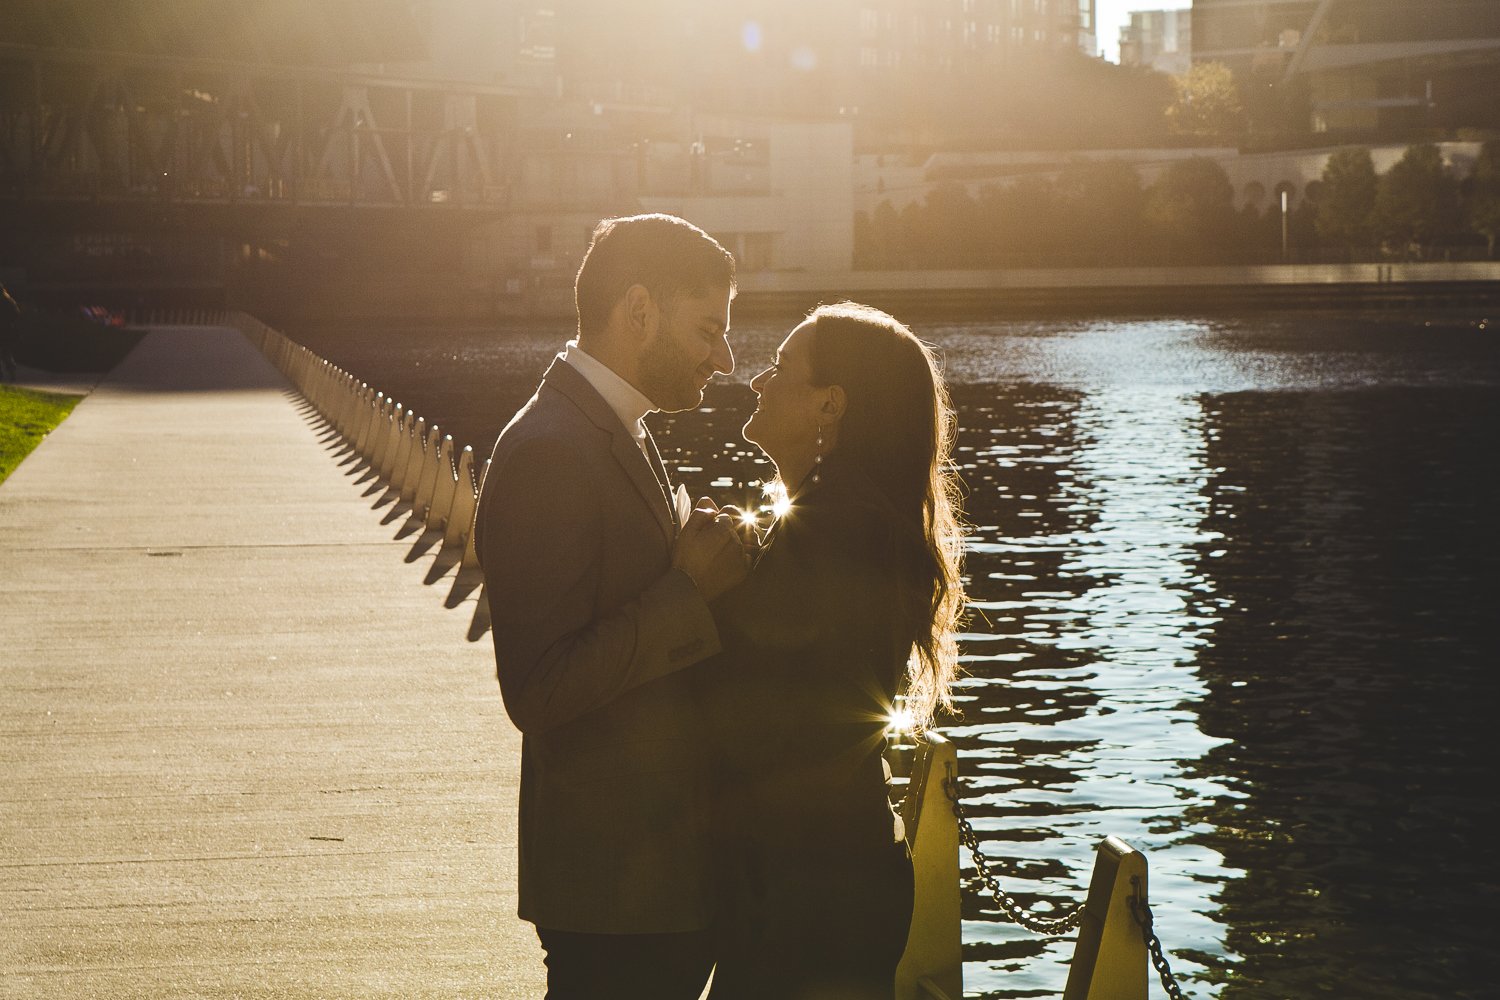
[544,357,675,547]
[642,426,682,533]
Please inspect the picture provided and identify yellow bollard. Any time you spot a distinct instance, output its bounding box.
[895,733,962,1000]
[1062,837,1149,1000]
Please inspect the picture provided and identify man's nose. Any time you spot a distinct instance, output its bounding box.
[711,334,734,376]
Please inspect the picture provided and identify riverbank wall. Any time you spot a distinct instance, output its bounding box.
[411,260,1500,322]
[728,261,1500,318]
[26,260,1500,326]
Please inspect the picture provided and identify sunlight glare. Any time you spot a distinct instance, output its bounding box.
[885,706,916,735]
[762,480,791,519]
[741,21,762,54]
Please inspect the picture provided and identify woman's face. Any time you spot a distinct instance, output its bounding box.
[743,320,825,484]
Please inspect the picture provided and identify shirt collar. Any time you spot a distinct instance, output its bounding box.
[561,341,656,445]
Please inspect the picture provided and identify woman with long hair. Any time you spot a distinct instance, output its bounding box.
[699,301,966,999]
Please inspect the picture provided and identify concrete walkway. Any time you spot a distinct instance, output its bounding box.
[0,327,543,998]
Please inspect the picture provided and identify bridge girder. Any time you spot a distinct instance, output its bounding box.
[0,44,519,216]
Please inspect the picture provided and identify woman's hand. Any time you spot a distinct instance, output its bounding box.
[717,504,763,557]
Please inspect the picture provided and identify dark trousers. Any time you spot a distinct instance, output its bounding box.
[707,837,913,1000]
[536,927,714,1000]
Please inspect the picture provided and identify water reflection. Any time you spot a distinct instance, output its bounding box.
[949,375,1235,997]
[1184,384,1496,1000]
[288,312,1497,1000]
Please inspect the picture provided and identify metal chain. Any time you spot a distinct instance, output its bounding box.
[941,767,1194,994]
[1127,875,1191,1000]
[942,774,1086,935]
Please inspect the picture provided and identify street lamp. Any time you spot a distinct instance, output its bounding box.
[1280,188,1289,263]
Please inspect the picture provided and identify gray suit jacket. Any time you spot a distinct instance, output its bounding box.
[474,356,722,933]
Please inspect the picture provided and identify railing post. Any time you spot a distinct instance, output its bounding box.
[389,410,415,490]
[462,457,488,569]
[1062,838,1149,1000]
[443,445,477,550]
[400,417,427,503]
[370,397,396,469]
[895,733,963,1000]
[353,388,378,458]
[428,435,457,531]
[376,403,404,480]
[412,424,443,520]
[336,374,358,438]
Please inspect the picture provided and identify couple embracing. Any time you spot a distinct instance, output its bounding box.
[474,214,966,1000]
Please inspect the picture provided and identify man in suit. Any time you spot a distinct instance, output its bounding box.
[474,214,747,999]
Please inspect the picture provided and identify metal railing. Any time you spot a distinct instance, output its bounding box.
[893,729,1192,1000]
[145,308,485,565]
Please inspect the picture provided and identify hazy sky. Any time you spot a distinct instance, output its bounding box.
[1095,0,1193,62]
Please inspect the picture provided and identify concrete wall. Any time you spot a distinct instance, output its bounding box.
[642,121,855,272]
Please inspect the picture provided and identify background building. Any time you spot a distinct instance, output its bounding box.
[1120,9,1192,75]
[1192,0,1500,137]
[1077,0,1099,58]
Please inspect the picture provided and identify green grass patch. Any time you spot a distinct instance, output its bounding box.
[0,385,82,485]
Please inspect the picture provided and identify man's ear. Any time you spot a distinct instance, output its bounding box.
[622,284,656,341]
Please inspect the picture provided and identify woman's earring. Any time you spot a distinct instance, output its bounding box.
[813,425,823,484]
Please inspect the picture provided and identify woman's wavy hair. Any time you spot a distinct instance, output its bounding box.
[803,302,966,729]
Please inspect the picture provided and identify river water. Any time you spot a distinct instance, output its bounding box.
[291,310,1497,1000]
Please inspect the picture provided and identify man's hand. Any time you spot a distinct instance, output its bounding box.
[672,498,750,601]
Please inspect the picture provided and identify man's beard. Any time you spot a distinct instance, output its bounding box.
[637,331,703,412]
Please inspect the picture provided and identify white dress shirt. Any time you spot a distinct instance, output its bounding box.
[561,341,657,460]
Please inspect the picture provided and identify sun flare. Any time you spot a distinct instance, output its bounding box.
[885,707,917,735]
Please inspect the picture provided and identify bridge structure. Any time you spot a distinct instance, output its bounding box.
[0,42,520,216]
[0,43,532,313]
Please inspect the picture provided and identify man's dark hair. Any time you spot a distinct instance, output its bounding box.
[574,214,735,337]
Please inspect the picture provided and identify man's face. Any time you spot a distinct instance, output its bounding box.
[636,285,734,412]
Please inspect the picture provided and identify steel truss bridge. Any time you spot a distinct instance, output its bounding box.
[0,43,520,217]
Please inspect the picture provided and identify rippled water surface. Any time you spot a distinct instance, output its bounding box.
[292,311,1497,999]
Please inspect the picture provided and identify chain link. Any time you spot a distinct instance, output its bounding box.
[1127,875,1192,1000]
[942,773,1086,935]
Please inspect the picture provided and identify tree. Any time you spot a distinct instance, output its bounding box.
[1144,157,1237,263]
[1315,147,1378,250]
[977,177,1065,267]
[914,183,984,268]
[1052,160,1146,265]
[1466,140,1500,258]
[855,200,909,270]
[1166,62,1246,138]
[1373,144,1461,254]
